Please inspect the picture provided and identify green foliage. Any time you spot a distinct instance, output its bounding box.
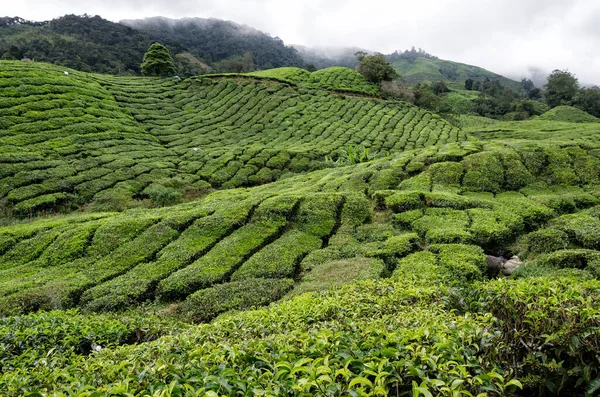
[181,278,294,322]
[473,276,600,394]
[0,62,463,217]
[574,86,600,118]
[143,183,182,206]
[141,42,176,77]
[544,69,580,108]
[293,257,385,295]
[536,249,600,270]
[232,230,322,280]
[522,228,569,255]
[345,145,373,164]
[393,251,448,281]
[538,105,600,123]
[355,52,399,84]
[390,53,522,91]
[430,244,486,281]
[5,50,600,396]
[126,17,304,71]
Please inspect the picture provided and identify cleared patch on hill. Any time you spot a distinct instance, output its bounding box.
[538,105,600,123]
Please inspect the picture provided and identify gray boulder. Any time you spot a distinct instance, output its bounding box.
[501,255,522,276]
[486,255,504,278]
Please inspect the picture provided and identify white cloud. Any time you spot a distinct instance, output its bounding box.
[4,0,600,84]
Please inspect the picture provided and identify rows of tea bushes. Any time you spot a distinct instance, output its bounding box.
[94,71,462,178]
[4,61,600,395]
[0,62,184,216]
[4,263,600,395]
[5,134,600,318]
[0,61,465,217]
[243,66,380,95]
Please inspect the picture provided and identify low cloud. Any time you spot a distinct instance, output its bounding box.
[6,0,600,85]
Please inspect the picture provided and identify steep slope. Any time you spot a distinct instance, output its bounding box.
[0,15,152,74]
[120,16,304,70]
[0,61,464,216]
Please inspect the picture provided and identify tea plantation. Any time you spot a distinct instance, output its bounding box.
[2,61,600,396]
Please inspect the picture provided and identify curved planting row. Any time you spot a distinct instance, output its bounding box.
[0,62,465,217]
[5,137,600,317]
[0,189,376,317]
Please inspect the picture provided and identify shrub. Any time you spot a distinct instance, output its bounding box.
[181,278,294,323]
[523,228,570,254]
[143,183,182,207]
[231,230,322,280]
[430,244,486,281]
[473,276,600,394]
[536,249,600,270]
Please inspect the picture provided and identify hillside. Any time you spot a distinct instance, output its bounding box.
[0,14,303,75]
[0,15,151,74]
[391,55,522,90]
[0,62,461,217]
[120,16,304,70]
[3,62,600,395]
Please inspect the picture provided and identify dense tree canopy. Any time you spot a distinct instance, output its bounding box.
[355,52,399,84]
[0,14,151,74]
[0,14,304,75]
[544,69,580,108]
[574,86,600,118]
[122,17,304,71]
[141,42,176,76]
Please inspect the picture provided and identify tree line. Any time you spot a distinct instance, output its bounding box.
[0,14,304,76]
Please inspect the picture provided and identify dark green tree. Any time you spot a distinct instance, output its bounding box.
[355,52,399,84]
[527,87,542,100]
[431,80,448,95]
[305,63,317,72]
[141,42,176,77]
[521,78,535,93]
[574,86,600,118]
[412,83,440,111]
[465,78,474,90]
[544,69,579,108]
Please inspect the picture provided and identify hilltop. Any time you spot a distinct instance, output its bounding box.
[389,53,522,91]
[121,17,304,70]
[3,61,600,395]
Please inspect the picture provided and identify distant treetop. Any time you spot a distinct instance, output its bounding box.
[387,47,438,62]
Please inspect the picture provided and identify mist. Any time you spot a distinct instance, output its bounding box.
[4,0,600,85]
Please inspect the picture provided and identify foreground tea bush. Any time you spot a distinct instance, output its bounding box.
[472,276,600,395]
[6,273,600,395]
[0,275,524,396]
[0,309,188,375]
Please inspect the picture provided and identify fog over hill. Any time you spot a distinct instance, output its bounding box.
[4,0,599,85]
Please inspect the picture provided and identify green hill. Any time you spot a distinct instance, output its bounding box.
[0,61,462,216]
[247,66,380,94]
[391,55,522,90]
[538,105,600,123]
[4,61,600,396]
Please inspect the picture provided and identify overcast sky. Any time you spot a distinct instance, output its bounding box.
[5,0,600,85]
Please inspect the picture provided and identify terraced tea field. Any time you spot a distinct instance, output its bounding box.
[3,61,600,396]
[0,62,465,217]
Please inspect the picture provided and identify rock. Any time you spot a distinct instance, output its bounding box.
[501,255,522,276]
[486,255,504,278]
